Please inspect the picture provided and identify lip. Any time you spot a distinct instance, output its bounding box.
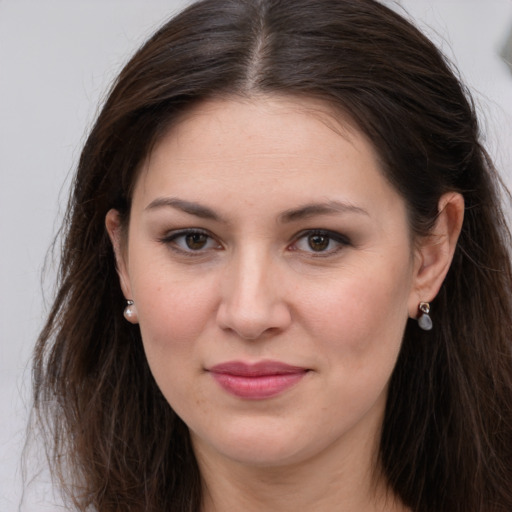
[208,361,308,400]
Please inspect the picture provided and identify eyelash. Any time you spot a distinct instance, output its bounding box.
[158,229,222,256]
[159,228,351,257]
[289,229,351,256]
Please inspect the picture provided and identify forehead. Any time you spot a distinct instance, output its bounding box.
[132,95,403,221]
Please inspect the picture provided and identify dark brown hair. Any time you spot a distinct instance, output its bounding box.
[33,0,512,511]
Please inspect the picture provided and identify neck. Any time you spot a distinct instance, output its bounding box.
[194,421,409,512]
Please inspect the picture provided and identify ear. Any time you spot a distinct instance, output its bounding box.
[408,192,464,318]
[105,209,133,301]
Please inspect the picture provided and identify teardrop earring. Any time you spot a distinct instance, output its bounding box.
[417,301,433,331]
[123,300,138,323]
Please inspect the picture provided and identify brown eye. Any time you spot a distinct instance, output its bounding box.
[162,229,220,254]
[185,232,209,250]
[308,234,330,252]
[292,229,350,256]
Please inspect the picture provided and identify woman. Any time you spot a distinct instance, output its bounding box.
[33,0,512,511]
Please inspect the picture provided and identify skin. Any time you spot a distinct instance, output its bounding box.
[106,96,463,512]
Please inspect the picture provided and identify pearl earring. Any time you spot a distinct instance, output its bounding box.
[417,301,433,331]
[123,300,138,323]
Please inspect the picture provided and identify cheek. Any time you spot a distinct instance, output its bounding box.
[141,289,214,344]
[130,259,219,361]
[295,266,412,433]
[300,259,412,362]
[133,273,219,415]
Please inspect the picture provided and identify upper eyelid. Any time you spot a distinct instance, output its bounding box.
[160,227,213,239]
[291,228,350,244]
[159,227,349,241]
[158,228,350,251]
[159,228,221,246]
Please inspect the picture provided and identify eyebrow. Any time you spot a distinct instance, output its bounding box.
[144,197,368,223]
[279,201,369,223]
[145,197,223,221]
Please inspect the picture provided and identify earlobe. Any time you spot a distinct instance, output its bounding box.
[123,300,139,324]
[408,192,464,317]
[105,208,133,301]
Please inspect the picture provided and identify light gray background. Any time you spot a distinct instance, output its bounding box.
[1,1,511,510]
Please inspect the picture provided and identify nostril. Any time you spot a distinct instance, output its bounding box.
[216,301,292,340]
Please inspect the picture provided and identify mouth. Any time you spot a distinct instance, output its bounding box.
[207,360,309,400]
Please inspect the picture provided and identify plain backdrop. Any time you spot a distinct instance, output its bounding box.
[1,1,511,510]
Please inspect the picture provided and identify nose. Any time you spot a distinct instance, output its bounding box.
[216,248,292,340]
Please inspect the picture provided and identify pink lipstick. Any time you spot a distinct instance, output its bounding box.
[208,361,308,399]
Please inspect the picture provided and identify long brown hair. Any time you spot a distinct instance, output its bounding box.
[33,1,512,511]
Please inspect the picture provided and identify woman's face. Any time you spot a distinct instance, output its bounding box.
[110,96,423,469]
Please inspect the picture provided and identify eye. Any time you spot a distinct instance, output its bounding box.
[291,230,350,255]
[160,229,221,254]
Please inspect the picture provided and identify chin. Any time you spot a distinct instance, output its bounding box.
[190,419,333,469]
